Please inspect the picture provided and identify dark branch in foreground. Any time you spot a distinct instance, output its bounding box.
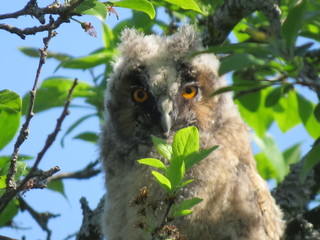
[0,0,85,39]
[5,19,57,192]
[0,78,78,215]
[49,160,100,182]
[202,0,281,46]
[76,197,104,240]
[18,197,60,240]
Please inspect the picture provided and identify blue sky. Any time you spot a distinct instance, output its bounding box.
[1,1,318,239]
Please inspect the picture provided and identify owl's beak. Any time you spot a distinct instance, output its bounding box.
[157,96,173,137]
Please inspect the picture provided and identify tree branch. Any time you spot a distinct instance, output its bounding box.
[0,0,85,39]
[6,18,57,191]
[48,160,100,182]
[18,197,60,240]
[76,197,104,240]
[0,78,79,215]
[202,0,281,46]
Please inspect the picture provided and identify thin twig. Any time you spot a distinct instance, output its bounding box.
[6,17,57,191]
[0,78,79,214]
[0,0,85,39]
[49,160,100,182]
[18,197,60,240]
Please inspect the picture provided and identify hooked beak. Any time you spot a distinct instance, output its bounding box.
[157,96,173,137]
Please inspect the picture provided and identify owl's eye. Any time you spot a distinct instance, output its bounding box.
[132,89,149,103]
[182,85,198,99]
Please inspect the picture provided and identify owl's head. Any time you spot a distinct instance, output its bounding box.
[104,25,233,143]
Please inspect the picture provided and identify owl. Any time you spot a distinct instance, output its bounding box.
[100,25,285,240]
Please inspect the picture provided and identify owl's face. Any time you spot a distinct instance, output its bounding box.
[104,26,225,144]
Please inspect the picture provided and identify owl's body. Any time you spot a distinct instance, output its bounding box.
[100,26,284,240]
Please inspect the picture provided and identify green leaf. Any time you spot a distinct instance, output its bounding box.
[314,103,320,122]
[296,93,320,139]
[166,156,185,192]
[273,89,300,133]
[0,175,6,189]
[0,199,19,227]
[18,47,40,57]
[0,161,27,181]
[114,0,156,19]
[58,49,116,69]
[22,77,93,114]
[0,110,20,151]
[19,47,72,61]
[172,197,203,218]
[172,126,199,159]
[47,179,66,197]
[61,114,97,147]
[253,134,287,181]
[235,88,274,137]
[181,179,194,188]
[75,0,107,21]
[300,143,320,181]
[255,152,278,180]
[281,0,307,53]
[0,90,22,113]
[163,0,202,13]
[265,87,282,108]
[151,135,172,160]
[73,132,98,143]
[138,158,167,171]
[151,171,171,193]
[283,143,301,165]
[237,91,261,112]
[102,22,116,49]
[184,145,218,170]
[219,53,266,75]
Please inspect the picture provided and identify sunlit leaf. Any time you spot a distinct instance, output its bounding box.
[75,0,107,21]
[138,158,167,171]
[273,89,300,133]
[172,126,199,159]
[151,135,172,160]
[114,0,156,19]
[172,197,202,217]
[0,175,6,189]
[162,0,202,13]
[283,143,301,165]
[0,110,20,151]
[151,171,171,193]
[253,134,287,181]
[184,145,218,170]
[0,90,21,113]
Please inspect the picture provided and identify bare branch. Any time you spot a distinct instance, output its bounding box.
[18,197,60,240]
[6,17,57,191]
[0,78,79,215]
[76,197,104,240]
[49,160,100,182]
[0,0,85,39]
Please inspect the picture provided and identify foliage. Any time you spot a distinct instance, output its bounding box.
[134,126,216,238]
[0,0,320,238]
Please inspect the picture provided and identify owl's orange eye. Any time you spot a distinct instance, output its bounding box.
[182,85,198,99]
[132,89,148,103]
